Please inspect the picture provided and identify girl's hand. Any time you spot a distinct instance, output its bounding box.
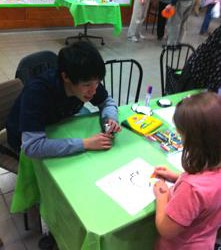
[154,166,179,183]
[105,119,121,134]
[153,179,169,198]
[83,133,113,150]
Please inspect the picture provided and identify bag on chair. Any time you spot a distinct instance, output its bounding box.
[165,66,182,95]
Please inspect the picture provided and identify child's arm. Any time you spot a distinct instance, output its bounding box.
[154,166,180,183]
[154,180,185,239]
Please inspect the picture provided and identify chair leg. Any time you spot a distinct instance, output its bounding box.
[38,233,55,250]
[152,12,158,34]
[39,213,43,234]
[65,24,105,46]
[146,11,150,30]
[0,238,3,247]
[24,212,29,230]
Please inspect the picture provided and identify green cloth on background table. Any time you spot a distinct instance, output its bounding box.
[11,90,200,250]
[55,0,122,35]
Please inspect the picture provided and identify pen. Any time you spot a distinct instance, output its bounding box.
[145,86,153,107]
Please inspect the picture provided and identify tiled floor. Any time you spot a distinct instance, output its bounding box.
[0,11,220,249]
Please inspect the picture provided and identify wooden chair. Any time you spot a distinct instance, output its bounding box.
[0,79,30,230]
[103,59,143,106]
[0,79,23,173]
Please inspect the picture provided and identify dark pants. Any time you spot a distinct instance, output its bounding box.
[200,3,215,33]
[157,1,168,39]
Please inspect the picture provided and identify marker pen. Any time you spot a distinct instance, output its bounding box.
[145,86,153,107]
[104,123,111,133]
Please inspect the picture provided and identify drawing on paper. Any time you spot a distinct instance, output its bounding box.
[96,158,158,215]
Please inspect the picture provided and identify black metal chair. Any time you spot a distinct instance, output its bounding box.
[160,43,195,96]
[65,23,105,46]
[15,51,58,85]
[103,59,143,106]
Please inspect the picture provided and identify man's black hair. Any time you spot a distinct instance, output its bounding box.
[58,41,106,84]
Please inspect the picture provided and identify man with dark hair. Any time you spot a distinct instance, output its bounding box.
[6,41,121,158]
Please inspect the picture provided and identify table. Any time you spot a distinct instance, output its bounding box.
[11,90,200,250]
[0,0,55,7]
[55,0,122,43]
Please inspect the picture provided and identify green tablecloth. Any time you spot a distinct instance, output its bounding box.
[11,90,200,250]
[55,0,122,35]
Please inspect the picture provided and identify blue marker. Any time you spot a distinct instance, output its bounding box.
[145,86,153,107]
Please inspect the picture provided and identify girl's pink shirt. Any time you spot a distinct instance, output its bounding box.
[155,167,221,250]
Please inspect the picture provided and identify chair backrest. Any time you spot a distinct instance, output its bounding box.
[0,79,23,170]
[15,50,58,85]
[103,59,143,106]
[160,43,195,96]
[0,79,23,130]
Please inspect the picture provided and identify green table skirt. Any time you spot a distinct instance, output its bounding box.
[55,0,122,35]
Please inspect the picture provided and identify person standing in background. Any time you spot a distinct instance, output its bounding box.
[127,0,150,42]
[157,0,171,40]
[193,0,201,15]
[166,0,194,45]
[199,0,219,35]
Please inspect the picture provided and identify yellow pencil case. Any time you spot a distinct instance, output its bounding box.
[121,114,162,136]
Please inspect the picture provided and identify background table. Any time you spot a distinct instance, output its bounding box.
[0,0,55,7]
[55,0,122,35]
[11,90,200,250]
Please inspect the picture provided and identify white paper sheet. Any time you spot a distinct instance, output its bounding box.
[96,158,158,215]
[153,106,176,128]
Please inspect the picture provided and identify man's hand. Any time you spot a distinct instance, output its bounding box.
[83,133,113,150]
[104,119,121,134]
